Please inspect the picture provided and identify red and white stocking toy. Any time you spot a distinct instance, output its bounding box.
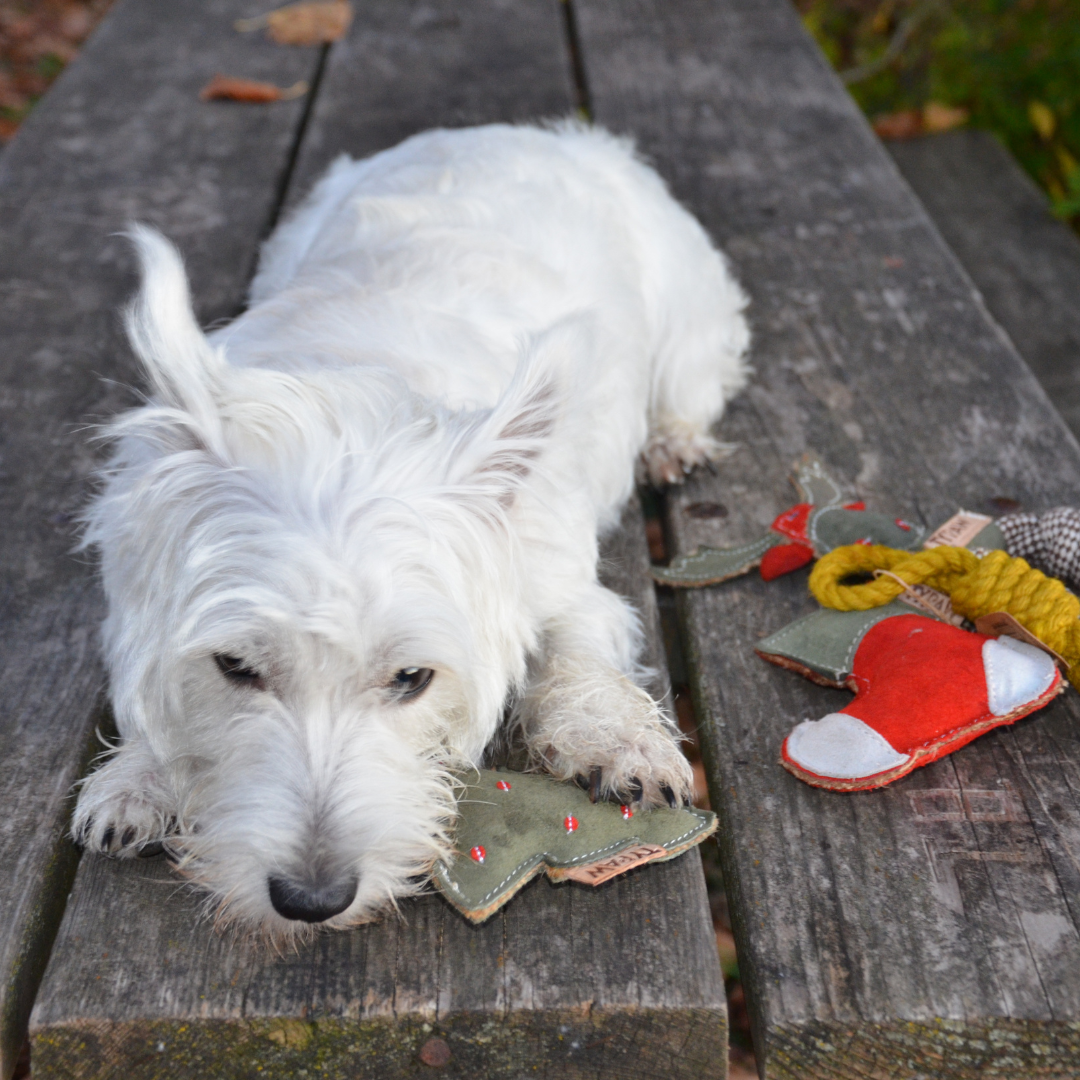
[764,613,1062,791]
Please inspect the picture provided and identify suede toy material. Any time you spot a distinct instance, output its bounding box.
[650,454,1014,588]
[433,769,716,922]
[761,608,1062,790]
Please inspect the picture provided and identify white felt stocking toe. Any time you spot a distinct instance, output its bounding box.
[982,636,1056,717]
[785,712,908,780]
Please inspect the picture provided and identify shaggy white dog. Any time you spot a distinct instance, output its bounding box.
[72,122,749,936]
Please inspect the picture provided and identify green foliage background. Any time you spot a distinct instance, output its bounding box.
[796,0,1080,225]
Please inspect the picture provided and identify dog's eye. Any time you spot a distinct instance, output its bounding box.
[214,653,264,688]
[391,667,434,699]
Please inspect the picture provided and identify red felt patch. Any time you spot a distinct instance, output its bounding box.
[847,615,989,750]
[770,503,812,542]
[844,501,866,511]
[760,541,814,581]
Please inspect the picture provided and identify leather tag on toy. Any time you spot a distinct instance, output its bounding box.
[974,611,1068,669]
[924,510,993,549]
[555,844,667,886]
[874,571,964,626]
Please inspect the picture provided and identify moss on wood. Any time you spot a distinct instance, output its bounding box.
[32,1007,727,1080]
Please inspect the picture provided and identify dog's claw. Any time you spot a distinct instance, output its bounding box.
[121,827,136,848]
[661,783,678,809]
[589,766,602,804]
[137,840,165,858]
[101,826,115,852]
[628,777,644,803]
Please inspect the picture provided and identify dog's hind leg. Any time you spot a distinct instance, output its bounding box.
[633,183,751,486]
[72,736,176,857]
[515,584,693,807]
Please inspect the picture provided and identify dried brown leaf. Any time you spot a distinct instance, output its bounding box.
[199,74,307,103]
[923,101,969,134]
[872,109,923,140]
[235,1,352,46]
[269,0,351,44]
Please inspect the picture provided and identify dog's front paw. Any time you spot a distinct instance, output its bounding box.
[640,424,731,487]
[553,721,694,810]
[521,659,694,808]
[72,745,174,858]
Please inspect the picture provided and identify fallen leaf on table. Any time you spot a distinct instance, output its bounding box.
[873,102,969,140]
[923,101,969,133]
[234,1,352,46]
[872,109,924,140]
[200,75,308,102]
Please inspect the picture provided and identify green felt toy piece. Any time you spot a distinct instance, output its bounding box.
[651,453,839,586]
[807,505,925,553]
[970,521,1007,551]
[756,600,929,686]
[653,454,923,587]
[650,454,1011,589]
[648,533,782,587]
[791,452,845,509]
[433,769,717,923]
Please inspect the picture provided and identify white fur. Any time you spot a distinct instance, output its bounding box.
[72,122,749,939]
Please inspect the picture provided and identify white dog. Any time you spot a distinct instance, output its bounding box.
[72,122,749,937]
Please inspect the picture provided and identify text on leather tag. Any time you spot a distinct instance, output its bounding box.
[556,844,668,886]
[874,571,965,626]
[924,510,993,550]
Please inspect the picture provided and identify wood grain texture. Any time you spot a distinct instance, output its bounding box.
[574,0,1080,1076]
[285,0,578,204]
[29,2,726,1077]
[0,3,324,1076]
[888,129,1080,440]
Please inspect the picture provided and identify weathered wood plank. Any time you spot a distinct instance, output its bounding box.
[888,129,1080,440]
[285,0,578,200]
[574,0,1080,1076]
[30,2,726,1077]
[0,3,325,1075]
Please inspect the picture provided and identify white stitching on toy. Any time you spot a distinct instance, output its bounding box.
[452,811,714,906]
[807,506,831,552]
[796,460,843,507]
[761,608,909,681]
[659,538,774,580]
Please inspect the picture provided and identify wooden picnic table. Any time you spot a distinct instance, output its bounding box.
[2,1,1080,1078]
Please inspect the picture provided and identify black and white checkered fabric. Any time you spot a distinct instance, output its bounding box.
[998,508,1080,589]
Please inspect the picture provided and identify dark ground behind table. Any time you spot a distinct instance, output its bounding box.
[571,0,1080,1077]
[20,2,725,1079]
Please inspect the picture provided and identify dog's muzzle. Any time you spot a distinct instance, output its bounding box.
[267,874,358,923]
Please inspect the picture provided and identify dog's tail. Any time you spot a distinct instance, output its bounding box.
[124,224,226,439]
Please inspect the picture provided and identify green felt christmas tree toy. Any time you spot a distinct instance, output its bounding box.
[434,769,715,922]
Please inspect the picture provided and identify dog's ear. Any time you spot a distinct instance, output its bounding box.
[124,225,224,431]
[449,318,585,507]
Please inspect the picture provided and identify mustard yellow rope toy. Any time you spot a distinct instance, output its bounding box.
[808,544,1080,691]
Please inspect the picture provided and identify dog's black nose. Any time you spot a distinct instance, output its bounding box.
[267,874,358,923]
